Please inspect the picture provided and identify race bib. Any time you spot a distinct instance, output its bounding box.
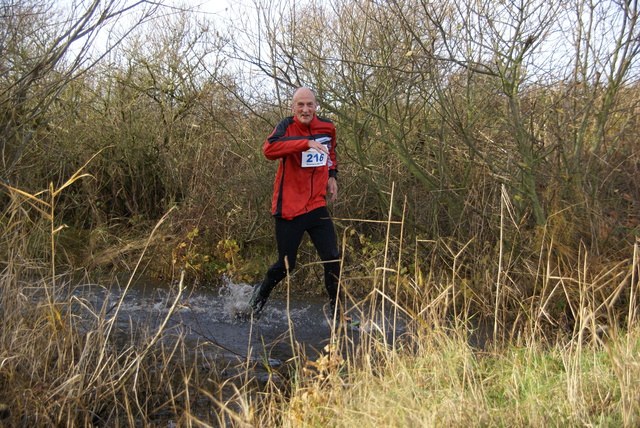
[302,148,327,167]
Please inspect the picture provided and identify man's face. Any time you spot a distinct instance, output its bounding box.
[291,89,318,125]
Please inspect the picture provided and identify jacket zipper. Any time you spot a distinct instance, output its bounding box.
[307,123,313,212]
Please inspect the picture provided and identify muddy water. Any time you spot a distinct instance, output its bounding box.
[75,277,355,372]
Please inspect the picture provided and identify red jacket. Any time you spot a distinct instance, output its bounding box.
[263,114,338,220]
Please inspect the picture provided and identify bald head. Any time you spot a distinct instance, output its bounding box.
[292,87,316,102]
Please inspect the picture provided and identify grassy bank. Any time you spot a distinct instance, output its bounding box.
[254,324,639,427]
[239,236,640,427]
[1,234,639,426]
[2,174,639,426]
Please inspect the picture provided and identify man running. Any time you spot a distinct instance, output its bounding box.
[249,87,341,319]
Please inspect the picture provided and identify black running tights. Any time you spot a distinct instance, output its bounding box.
[261,206,341,304]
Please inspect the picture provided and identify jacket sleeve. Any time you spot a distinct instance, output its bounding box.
[263,119,310,160]
[328,133,338,179]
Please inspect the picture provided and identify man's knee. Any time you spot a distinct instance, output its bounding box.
[266,264,288,282]
[320,249,340,263]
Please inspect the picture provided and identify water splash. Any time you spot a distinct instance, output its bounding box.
[218,278,254,321]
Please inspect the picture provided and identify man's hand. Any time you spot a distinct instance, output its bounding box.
[327,176,338,203]
[307,140,330,154]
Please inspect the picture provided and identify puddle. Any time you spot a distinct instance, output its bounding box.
[72,277,354,371]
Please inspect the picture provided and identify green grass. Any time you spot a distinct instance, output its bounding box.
[258,327,637,427]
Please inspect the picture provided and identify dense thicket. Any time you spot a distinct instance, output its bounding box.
[2,0,639,323]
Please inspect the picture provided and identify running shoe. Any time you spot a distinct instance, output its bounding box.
[249,283,268,317]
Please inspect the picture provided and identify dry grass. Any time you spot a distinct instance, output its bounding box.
[1,171,640,426]
[210,187,638,428]
[240,238,640,427]
[0,166,228,426]
[270,325,639,427]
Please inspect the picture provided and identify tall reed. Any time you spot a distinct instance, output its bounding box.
[2,166,639,426]
[224,185,640,427]
[0,161,228,426]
